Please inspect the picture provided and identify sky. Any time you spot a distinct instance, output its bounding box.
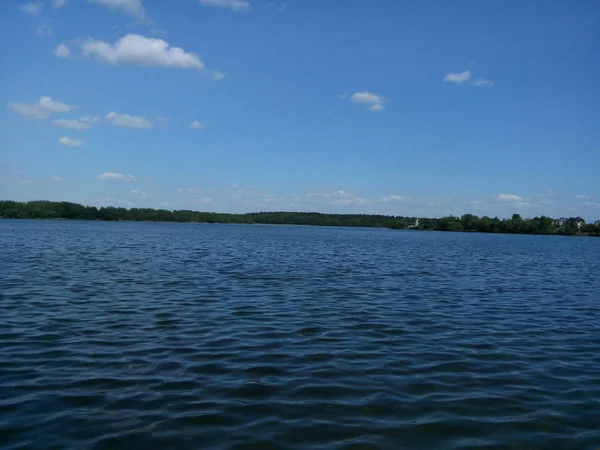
[1,0,599,219]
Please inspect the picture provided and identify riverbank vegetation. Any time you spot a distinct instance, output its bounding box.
[1,200,598,236]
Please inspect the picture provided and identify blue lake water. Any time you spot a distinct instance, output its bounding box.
[1,219,599,449]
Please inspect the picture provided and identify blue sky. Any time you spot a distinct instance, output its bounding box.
[1,0,598,219]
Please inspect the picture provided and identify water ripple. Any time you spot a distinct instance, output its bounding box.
[1,221,600,449]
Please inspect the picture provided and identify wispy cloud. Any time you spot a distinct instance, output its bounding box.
[189,120,205,130]
[347,91,388,112]
[212,71,227,81]
[128,189,148,199]
[50,176,66,181]
[197,0,251,12]
[96,172,138,182]
[380,195,407,202]
[496,194,524,202]
[575,195,593,200]
[52,0,69,7]
[492,194,537,209]
[8,96,75,119]
[88,0,147,19]
[443,70,471,84]
[58,136,84,148]
[177,188,203,194]
[444,69,494,87]
[105,111,151,129]
[265,1,286,11]
[20,2,42,15]
[80,34,204,70]
[37,25,54,37]
[53,116,100,130]
[471,78,494,87]
[54,43,71,58]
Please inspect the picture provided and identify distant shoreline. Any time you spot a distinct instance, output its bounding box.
[2,217,599,237]
[1,200,598,237]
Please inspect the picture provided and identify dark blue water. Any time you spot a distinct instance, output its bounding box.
[1,220,599,449]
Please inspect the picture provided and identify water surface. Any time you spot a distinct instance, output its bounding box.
[1,220,599,449]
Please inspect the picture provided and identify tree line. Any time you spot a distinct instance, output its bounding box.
[1,200,598,236]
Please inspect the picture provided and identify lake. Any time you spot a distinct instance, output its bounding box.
[1,220,599,449]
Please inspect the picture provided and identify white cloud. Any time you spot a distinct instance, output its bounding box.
[37,25,53,36]
[81,115,101,123]
[333,197,368,205]
[128,189,148,199]
[96,172,138,182]
[88,0,146,19]
[197,0,251,12]
[583,201,600,207]
[380,195,407,202]
[306,189,354,199]
[350,91,384,104]
[80,34,204,70]
[52,0,69,7]
[496,194,524,202]
[265,1,286,11]
[20,2,42,14]
[50,176,65,181]
[348,91,387,112]
[53,116,100,130]
[514,201,537,209]
[212,71,227,81]
[105,111,151,129]
[443,70,471,84]
[368,104,385,112]
[471,78,494,87]
[189,120,205,130]
[58,136,84,148]
[575,195,592,200]
[7,96,75,119]
[55,43,71,58]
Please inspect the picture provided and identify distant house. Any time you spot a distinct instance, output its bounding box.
[554,217,585,231]
[408,218,420,229]
[554,218,568,227]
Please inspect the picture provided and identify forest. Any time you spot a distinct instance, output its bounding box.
[1,200,598,236]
